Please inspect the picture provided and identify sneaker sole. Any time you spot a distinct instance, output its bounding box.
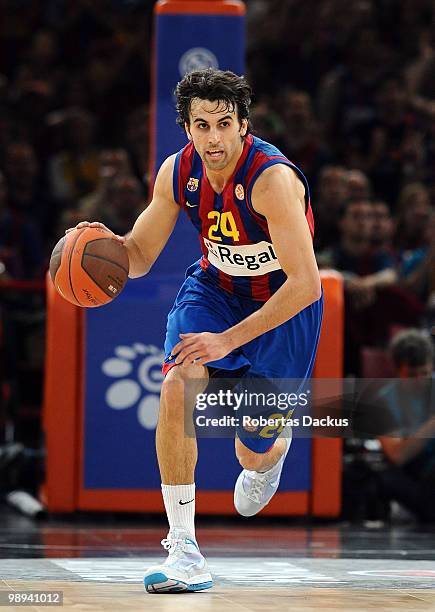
[144,572,213,593]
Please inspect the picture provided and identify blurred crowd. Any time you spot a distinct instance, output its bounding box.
[0,0,152,283]
[0,0,153,464]
[247,0,435,374]
[0,0,434,516]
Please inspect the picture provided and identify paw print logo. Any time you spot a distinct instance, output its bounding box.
[102,344,164,430]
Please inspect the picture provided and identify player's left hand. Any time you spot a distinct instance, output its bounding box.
[172,332,234,367]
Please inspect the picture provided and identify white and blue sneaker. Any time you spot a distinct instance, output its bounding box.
[144,528,213,593]
[234,428,292,517]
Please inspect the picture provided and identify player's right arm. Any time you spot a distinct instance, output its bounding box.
[125,155,180,277]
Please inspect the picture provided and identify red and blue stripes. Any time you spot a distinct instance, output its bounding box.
[173,135,315,301]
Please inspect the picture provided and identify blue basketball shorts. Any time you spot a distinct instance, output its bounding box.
[162,262,323,453]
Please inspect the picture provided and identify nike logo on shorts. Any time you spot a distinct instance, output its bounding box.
[178,499,194,505]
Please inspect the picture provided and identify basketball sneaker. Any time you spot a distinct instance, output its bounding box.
[234,429,292,517]
[144,528,213,593]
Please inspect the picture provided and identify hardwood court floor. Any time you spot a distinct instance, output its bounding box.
[0,506,434,611]
[1,580,435,611]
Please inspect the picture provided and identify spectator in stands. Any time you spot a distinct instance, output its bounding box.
[399,209,435,306]
[281,89,331,185]
[347,170,371,200]
[0,170,44,280]
[48,107,99,202]
[365,76,426,204]
[82,173,145,237]
[4,141,59,246]
[80,148,132,215]
[251,100,286,152]
[58,147,132,234]
[406,27,435,103]
[317,198,395,277]
[317,26,394,146]
[377,329,435,522]
[317,198,410,374]
[13,28,62,99]
[395,182,433,252]
[124,105,149,188]
[9,29,63,155]
[313,165,349,251]
[371,200,396,257]
[314,166,371,251]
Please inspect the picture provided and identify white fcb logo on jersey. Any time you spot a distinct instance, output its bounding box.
[203,238,282,276]
[187,177,199,192]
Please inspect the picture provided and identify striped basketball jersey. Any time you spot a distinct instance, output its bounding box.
[173,134,314,301]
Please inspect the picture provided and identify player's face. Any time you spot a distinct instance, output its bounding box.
[186,98,248,172]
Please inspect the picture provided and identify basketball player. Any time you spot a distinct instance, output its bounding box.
[72,69,323,593]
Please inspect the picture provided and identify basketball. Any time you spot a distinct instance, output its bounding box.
[49,227,129,308]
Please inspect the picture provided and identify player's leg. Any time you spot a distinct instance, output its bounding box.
[156,362,207,485]
[148,365,253,592]
[233,292,323,516]
[235,435,287,473]
[233,423,293,517]
[144,363,213,593]
[157,363,207,538]
[145,269,249,593]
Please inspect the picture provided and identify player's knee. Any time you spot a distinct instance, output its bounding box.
[160,375,184,412]
[160,364,208,420]
[165,363,208,384]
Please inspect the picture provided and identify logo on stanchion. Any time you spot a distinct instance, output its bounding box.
[179,48,219,76]
[101,343,164,430]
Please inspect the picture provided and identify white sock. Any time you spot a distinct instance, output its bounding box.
[161,483,196,539]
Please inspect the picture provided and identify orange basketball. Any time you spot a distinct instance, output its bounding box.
[49,227,129,308]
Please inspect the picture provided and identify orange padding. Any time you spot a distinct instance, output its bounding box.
[311,271,344,517]
[42,273,82,511]
[155,0,246,15]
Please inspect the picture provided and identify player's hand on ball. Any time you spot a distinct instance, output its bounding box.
[65,221,125,243]
[172,332,234,367]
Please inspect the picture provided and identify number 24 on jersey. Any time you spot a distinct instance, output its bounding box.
[207,211,240,242]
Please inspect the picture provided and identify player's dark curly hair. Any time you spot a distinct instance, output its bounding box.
[175,68,252,132]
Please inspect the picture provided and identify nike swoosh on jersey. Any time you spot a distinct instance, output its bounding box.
[186,201,198,208]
